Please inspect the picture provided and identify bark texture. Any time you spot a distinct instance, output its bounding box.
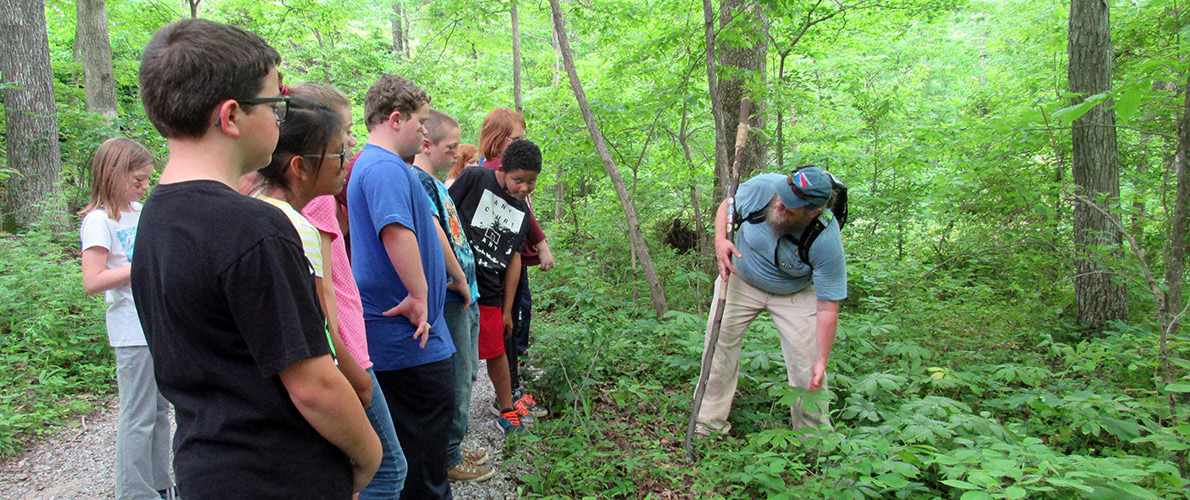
[75,0,119,120]
[712,0,767,205]
[548,0,669,318]
[392,1,409,60]
[512,0,524,113]
[0,0,66,230]
[1068,0,1128,330]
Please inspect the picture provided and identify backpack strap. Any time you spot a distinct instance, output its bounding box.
[788,211,833,266]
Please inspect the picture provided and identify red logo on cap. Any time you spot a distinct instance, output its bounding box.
[795,172,811,188]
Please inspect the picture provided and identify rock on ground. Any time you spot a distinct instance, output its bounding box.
[0,374,520,499]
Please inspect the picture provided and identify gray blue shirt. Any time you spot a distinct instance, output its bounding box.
[732,173,847,301]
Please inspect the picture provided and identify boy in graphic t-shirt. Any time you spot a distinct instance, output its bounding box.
[449,139,541,435]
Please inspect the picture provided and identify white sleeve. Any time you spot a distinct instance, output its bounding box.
[80,211,113,252]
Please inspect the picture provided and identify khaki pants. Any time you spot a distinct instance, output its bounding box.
[695,276,828,434]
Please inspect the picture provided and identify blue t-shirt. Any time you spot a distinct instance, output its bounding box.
[347,144,454,371]
[413,167,480,303]
[732,173,847,301]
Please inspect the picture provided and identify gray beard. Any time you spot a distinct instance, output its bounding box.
[766,203,803,236]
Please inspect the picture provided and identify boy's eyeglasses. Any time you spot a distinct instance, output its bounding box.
[239,95,290,122]
[303,145,349,172]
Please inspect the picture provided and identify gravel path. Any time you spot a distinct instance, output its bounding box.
[0,375,520,499]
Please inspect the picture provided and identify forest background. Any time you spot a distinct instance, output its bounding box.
[1,0,1189,497]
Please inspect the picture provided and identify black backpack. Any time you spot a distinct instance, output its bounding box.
[734,166,848,266]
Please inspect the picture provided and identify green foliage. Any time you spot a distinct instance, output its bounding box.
[0,227,111,456]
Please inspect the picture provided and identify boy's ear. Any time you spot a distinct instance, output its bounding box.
[387,110,403,129]
[421,137,432,154]
[214,100,242,137]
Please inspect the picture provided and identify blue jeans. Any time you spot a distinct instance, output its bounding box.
[359,368,407,500]
[443,301,479,468]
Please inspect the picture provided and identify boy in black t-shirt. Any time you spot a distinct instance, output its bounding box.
[449,139,541,434]
[130,19,380,499]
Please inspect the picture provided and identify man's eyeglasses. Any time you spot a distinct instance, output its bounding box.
[303,145,349,172]
[239,95,291,122]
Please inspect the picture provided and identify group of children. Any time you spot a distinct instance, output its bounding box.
[78,18,552,500]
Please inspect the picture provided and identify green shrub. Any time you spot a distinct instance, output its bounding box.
[0,228,112,455]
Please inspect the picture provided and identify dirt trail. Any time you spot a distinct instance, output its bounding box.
[0,375,521,499]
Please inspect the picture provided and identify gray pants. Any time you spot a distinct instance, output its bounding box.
[443,301,480,468]
[114,346,172,500]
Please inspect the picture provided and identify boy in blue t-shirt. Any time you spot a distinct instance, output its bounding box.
[347,74,455,500]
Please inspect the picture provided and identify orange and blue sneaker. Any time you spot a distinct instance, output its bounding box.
[514,393,548,418]
[496,408,525,435]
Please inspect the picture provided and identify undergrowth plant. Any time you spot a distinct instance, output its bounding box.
[0,227,112,456]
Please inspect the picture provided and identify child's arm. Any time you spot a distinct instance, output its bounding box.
[433,216,471,308]
[535,239,555,271]
[279,354,382,493]
[379,224,431,347]
[502,252,522,339]
[81,247,130,295]
[316,230,373,408]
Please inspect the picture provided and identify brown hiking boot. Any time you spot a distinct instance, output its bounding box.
[448,458,495,483]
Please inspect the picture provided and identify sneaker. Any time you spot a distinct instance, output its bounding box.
[496,408,525,435]
[448,458,495,482]
[489,399,536,426]
[463,448,489,466]
[514,393,548,418]
[519,360,545,381]
[158,487,178,500]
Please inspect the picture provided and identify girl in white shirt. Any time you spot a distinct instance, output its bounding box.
[79,137,175,500]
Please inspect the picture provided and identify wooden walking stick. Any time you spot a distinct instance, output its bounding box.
[684,97,751,460]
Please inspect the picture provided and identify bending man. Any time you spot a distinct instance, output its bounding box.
[695,166,847,435]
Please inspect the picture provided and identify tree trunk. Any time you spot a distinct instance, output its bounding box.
[1166,71,1190,376]
[776,50,790,170]
[187,0,199,18]
[511,0,524,113]
[712,0,768,203]
[0,0,67,230]
[1068,0,1128,331]
[703,0,729,204]
[392,1,408,61]
[76,0,118,120]
[548,0,668,318]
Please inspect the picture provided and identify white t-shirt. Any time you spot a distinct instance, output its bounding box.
[80,203,145,347]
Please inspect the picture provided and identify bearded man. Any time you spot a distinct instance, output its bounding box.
[695,166,847,435]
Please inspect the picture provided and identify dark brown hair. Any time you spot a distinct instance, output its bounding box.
[79,138,155,222]
[255,97,343,197]
[363,75,430,130]
[139,19,281,138]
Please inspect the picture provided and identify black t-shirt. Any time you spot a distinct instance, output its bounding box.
[131,181,351,500]
[448,167,531,307]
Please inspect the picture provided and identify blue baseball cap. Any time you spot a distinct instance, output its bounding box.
[776,166,833,209]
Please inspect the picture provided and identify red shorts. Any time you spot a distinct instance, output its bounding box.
[478,305,506,360]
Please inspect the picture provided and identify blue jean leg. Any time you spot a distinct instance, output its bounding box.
[359,368,407,500]
[443,301,479,468]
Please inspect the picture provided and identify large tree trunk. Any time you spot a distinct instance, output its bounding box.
[711,0,767,205]
[511,0,523,113]
[187,0,199,18]
[1068,0,1128,331]
[75,0,118,120]
[548,0,668,318]
[0,0,66,230]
